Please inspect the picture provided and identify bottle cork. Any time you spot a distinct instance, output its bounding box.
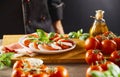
[95,10,104,20]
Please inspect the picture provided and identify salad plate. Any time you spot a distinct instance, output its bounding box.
[18,30,76,54]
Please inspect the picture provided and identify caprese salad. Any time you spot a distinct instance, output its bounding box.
[19,29,76,54]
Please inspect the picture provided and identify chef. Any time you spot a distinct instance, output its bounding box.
[22,0,65,34]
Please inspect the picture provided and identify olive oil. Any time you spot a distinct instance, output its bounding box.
[89,10,109,37]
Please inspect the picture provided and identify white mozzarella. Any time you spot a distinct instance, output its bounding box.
[29,43,40,52]
[60,42,73,47]
[25,58,43,67]
[51,43,62,50]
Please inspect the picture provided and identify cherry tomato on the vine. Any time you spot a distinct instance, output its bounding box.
[101,39,117,54]
[86,65,103,77]
[85,49,104,65]
[85,37,101,50]
[110,50,120,67]
[113,37,120,50]
[99,60,113,71]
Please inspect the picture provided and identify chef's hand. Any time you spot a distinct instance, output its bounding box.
[53,20,64,34]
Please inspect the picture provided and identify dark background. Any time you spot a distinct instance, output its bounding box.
[0,0,120,39]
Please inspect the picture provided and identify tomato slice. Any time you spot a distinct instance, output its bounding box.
[42,43,57,50]
[33,41,39,49]
[27,33,39,38]
[23,38,31,47]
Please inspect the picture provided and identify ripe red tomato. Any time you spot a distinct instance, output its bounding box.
[86,65,103,77]
[85,37,101,50]
[102,31,116,38]
[95,35,107,42]
[99,61,113,71]
[110,50,120,66]
[113,37,120,50]
[85,49,104,65]
[50,66,69,77]
[101,39,117,54]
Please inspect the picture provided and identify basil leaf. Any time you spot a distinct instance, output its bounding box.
[48,32,56,39]
[108,63,120,77]
[0,53,14,69]
[103,71,113,77]
[68,32,77,38]
[36,29,50,43]
[91,71,106,77]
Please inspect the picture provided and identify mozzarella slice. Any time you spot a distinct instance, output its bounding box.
[51,43,62,50]
[60,42,73,47]
[25,58,43,67]
[38,44,49,51]
[29,43,40,52]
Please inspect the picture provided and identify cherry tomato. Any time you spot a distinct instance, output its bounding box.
[95,35,106,42]
[85,49,104,65]
[85,37,101,50]
[113,37,120,50]
[101,39,117,54]
[110,50,120,66]
[99,60,113,71]
[86,65,103,77]
[50,66,69,77]
[103,31,116,39]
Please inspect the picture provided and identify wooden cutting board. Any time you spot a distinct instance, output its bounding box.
[2,35,86,63]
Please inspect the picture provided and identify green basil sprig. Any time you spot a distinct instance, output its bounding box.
[0,52,14,69]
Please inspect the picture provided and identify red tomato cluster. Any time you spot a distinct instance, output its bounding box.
[85,31,120,55]
[85,31,120,65]
[85,31,120,77]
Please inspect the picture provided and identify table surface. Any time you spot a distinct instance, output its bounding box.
[0,39,89,77]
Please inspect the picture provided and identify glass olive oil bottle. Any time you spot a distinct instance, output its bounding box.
[89,10,109,37]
